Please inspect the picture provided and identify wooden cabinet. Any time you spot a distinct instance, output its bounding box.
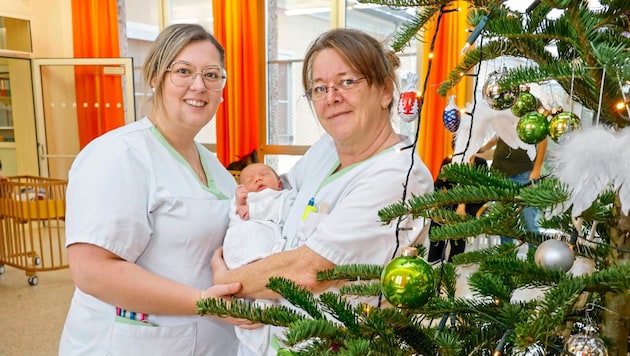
[0,78,13,140]
[0,142,16,175]
[0,77,15,173]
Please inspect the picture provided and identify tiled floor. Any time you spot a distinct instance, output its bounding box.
[0,265,74,356]
[0,213,71,356]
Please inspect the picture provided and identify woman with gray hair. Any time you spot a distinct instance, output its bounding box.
[211,28,434,355]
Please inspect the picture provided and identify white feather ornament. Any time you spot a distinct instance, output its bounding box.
[551,126,630,217]
[452,102,542,164]
[614,128,630,215]
[452,102,495,163]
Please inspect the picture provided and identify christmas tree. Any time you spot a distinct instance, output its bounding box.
[198,1,630,354]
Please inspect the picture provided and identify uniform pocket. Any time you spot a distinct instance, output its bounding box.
[291,212,328,248]
[106,319,196,356]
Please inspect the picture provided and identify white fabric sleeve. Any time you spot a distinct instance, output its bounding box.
[65,136,153,262]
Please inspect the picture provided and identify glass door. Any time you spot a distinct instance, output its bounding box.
[0,55,34,177]
[31,58,135,179]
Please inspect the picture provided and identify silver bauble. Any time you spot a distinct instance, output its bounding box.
[564,325,608,356]
[482,68,519,110]
[568,256,595,277]
[513,343,545,356]
[534,239,575,272]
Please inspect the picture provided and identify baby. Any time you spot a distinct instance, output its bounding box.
[222,163,296,356]
[223,163,295,269]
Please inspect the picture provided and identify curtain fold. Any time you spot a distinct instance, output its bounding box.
[71,0,124,149]
[212,0,264,166]
[418,3,469,180]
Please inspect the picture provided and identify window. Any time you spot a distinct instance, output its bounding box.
[124,0,217,146]
[122,0,419,173]
[265,0,417,174]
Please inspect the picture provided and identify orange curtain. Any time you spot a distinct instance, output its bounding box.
[71,0,125,149]
[212,0,264,166]
[418,3,469,180]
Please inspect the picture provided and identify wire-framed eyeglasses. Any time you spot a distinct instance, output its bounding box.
[166,61,227,91]
[305,77,367,101]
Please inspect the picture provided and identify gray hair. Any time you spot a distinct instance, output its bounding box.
[301,28,400,112]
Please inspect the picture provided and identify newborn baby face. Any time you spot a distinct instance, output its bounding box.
[240,163,282,192]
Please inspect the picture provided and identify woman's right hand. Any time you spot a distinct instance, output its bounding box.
[199,282,263,329]
[200,282,241,300]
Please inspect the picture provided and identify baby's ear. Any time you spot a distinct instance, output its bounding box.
[278,180,283,190]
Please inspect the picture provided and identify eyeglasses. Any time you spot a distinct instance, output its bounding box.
[305,77,367,101]
[166,61,227,91]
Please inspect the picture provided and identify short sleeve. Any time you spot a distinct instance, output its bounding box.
[65,136,153,262]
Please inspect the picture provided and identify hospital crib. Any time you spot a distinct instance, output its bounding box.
[0,175,68,285]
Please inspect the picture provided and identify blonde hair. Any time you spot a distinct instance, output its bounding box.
[142,23,225,116]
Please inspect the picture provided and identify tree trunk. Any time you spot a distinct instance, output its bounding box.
[601,196,630,355]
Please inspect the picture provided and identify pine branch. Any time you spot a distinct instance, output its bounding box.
[436,0,630,125]
[584,263,630,293]
[450,243,513,265]
[378,185,518,224]
[437,40,520,96]
[439,162,516,188]
[338,339,371,356]
[267,277,323,319]
[281,318,343,348]
[434,262,458,299]
[360,307,416,351]
[479,254,568,288]
[318,292,361,334]
[512,278,588,347]
[316,264,382,281]
[392,6,441,51]
[467,268,517,302]
[196,297,305,326]
[395,324,438,355]
[338,282,382,297]
[517,177,570,210]
[433,329,463,356]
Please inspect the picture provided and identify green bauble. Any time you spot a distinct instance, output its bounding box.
[276,349,295,356]
[517,111,549,144]
[548,111,580,143]
[511,91,540,117]
[380,247,434,308]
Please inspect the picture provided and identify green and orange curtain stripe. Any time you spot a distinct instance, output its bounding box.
[212,0,265,166]
[418,3,469,180]
[71,0,125,149]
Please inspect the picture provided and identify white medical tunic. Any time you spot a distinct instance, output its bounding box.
[59,118,239,356]
[283,133,433,263]
[258,133,434,354]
